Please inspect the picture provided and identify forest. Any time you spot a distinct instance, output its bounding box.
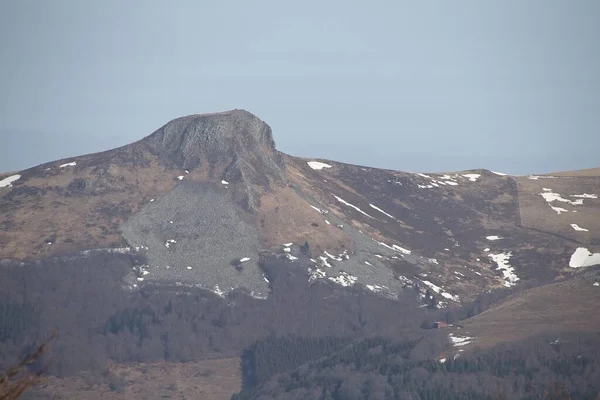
[0,252,596,399]
[232,333,600,400]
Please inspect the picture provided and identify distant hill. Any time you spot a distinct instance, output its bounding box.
[1,110,599,399]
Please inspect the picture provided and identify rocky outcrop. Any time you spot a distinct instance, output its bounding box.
[143,109,286,212]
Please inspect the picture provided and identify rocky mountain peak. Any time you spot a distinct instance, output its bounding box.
[144,110,281,169]
[142,109,286,212]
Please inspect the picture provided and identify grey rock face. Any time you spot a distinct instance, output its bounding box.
[143,110,286,213]
[144,109,285,183]
[120,182,268,298]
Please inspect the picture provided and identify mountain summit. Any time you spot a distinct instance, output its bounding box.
[1,110,599,303]
[144,110,285,186]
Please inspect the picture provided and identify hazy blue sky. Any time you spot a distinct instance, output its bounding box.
[1,1,598,174]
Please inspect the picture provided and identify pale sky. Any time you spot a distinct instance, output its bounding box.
[1,1,599,174]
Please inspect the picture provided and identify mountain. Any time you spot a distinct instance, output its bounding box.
[1,110,599,399]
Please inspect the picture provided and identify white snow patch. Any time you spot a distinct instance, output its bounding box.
[429,258,439,265]
[325,219,331,225]
[308,267,326,283]
[310,205,325,214]
[177,176,184,180]
[417,173,432,179]
[364,261,374,266]
[486,236,503,241]
[186,266,192,270]
[185,170,189,174]
[593,282,599,287]
[307,161,332,170]
[439,358,447,363]
[366,284,389,295]
[165,239,177,248]
[572,194,597,199]
[484,248,490,252]
[328,272,358,287]
[445,181,459,186]
[283,247,291,253]
[491,171,507,176]
[392,244,411,254]
[421,280,459,302]
[543,188,552,192]
[324,250,343,262]
[449,334,474,347]
[263,275,270,283]
[333,195,373,218]
[551,206,569,215]
[569,247,600,268]
[529,175,540,180]
[286,254,298,261]
[283,243,293,247]
[541,192,584,206]
[221,180,229,185]
[318,256,333,268]
[0,174,21,188]
[369,203,395,219]
[571,224,589,232]
[488,252,519,287]
[462,174,481,182]
[212,285,226,298]
[239,257,251,263]
[150,198,155,202]
[59,161,77,168]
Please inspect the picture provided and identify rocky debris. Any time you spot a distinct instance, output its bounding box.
[120,182,268,298]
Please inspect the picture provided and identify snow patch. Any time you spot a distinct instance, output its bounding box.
[212,285,226,298]
[308,267,327,283]
[165,239,177,248]
[0,174,21,188]
[369,203,395,219]
[572,194,597,199]
[328,271,358,287]
[551,206,568,215]
[488,252,519,287]
[569,247,600,268]
[333,195,373,218]
[462,174,481,182]
[177,176,184,180]
[239,257,251,263]
[541,192,584,206]
[364,261,373,266]
[449,334,474,347]
[594,282,599,287]
[221,180,229,185]
[59,161,77,168]
[421,280,459,302]
[486,236,503,241]
[491,171,507,176]
[307,161,332,170]
[417,173,432,179]
[571,224,589,232]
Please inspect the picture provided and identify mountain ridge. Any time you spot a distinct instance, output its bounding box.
[1,110,599,305]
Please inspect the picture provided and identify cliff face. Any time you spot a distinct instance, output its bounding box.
[143,109,286,212]
[145,110,285,181]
